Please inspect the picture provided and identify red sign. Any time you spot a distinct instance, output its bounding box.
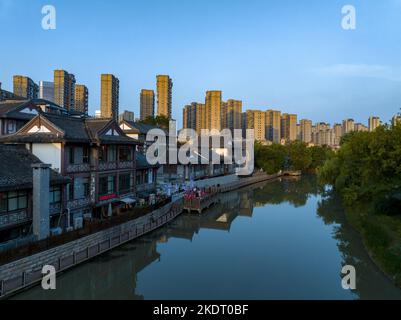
[99,194,117,201]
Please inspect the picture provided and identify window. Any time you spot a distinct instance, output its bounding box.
[0,191,28,212]
[7,121,16,134]
[68,182,74,201]
[83,179,90,197]
[136,172,142,185]
[69,147,75,164]
[107,146,117,162]
[49,186,61,204]
[119,173,131,193]
[99,146,107,162]
[83,147,90,164]
[119,146,132,162]
[99,176,115,196]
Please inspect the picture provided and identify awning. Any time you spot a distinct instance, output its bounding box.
[120,197,136,204]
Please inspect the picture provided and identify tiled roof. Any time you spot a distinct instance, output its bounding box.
[0,114,140,145]
[123,121,165,134]
[0,145,70,192]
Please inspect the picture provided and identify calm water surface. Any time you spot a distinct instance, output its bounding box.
[14,176,401,300]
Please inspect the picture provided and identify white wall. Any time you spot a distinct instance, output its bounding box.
[32,143,62,173]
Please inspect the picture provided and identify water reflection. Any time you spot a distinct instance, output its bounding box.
[14,176,401,300]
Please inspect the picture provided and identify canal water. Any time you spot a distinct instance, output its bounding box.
[14,176,401,300]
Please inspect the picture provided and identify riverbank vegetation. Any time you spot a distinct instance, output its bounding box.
[254,141,334,174]
[318,123,401,286]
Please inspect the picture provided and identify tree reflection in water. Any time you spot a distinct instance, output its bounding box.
[13,176,401,300]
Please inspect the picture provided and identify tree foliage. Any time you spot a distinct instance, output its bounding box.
[138,115,170,129]
[254,141,333,174]
[318,124,401,214]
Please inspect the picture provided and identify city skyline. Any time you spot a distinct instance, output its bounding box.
[0,0,400,127]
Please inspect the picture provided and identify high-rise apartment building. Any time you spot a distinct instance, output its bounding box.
[195,103,207,135]
[300,119,312,143]
[156,75,173,119]
[342,119,355,135]
[265,110,281,143]
[13,75,38,99]
[39,81,54,102]
[54,70,76,110]
[119,110,135,122]
[225,99,242,133]
[355,123,368,132]
[183,103,197,131]
[74,84,89,114]
[333,123,342,146]
[281,113,297,142]
[101,74,119,120]
[246,110,266,142]
[205,90,222,132]
[368,116,381,132]
[140,89,155,120]
[392,115,401,127]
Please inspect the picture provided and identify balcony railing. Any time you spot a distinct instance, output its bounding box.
[66,163,91,173]
[99,162,117,171]
[67,198,92,210]
[0,210,30,230]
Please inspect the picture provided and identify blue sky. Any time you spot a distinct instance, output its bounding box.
[1,0,401,127]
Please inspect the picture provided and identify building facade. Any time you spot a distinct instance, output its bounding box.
[205,90,222,132]
[101,74,120,120]
[39,81,54,102]
[281,113,297,142]
[0,145,69,246]
[54,70,76,110]
[156,75,173,119]
[265,110,281,143]
[246,110,266,142]
[368,116,381,132]
[0,114,141,227]
[74,84,89,115]
[13,76,38,100]
[140,89,155,120]
[300,119,312,143]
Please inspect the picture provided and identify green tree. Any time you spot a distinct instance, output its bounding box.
[286,141,311,171]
